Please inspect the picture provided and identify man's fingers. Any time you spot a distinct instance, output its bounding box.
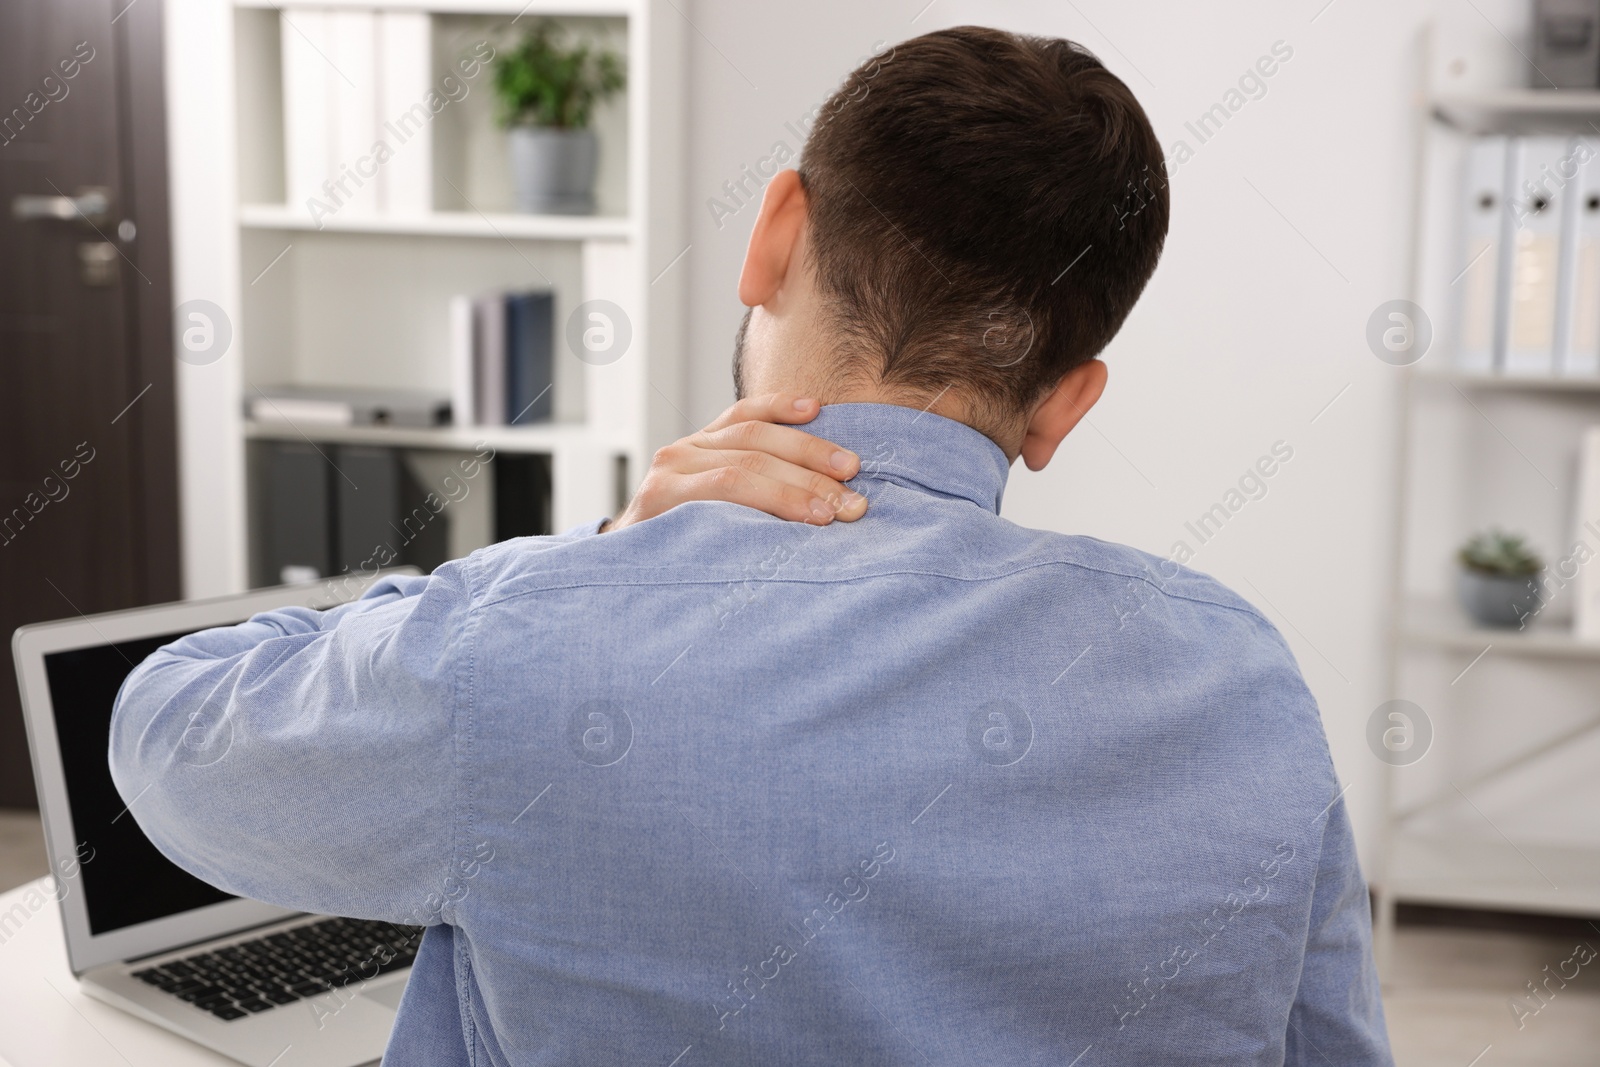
[686,466,862,525]
[613,396,873,532]
[616,394,870,530]
[697,421,860,480]
[703,393,819,433]
[672,446,867,520]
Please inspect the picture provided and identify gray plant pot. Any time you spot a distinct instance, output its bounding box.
[1456,569,1542,628]
[508,126,597,215]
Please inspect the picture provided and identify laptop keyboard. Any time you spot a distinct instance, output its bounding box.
[130,916,422,1022]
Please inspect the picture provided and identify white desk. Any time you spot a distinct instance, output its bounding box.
[0,877,238,1066]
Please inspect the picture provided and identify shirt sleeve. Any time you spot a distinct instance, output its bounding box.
[1284,801,1395,1066]
[108,559,479,927]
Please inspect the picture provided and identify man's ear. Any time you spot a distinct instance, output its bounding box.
[738,169,808,307]
[1018,359,1109,472]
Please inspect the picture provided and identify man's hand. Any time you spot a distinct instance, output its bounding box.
[602,394,868,533]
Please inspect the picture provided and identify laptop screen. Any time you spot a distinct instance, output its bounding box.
[44,630,236,935]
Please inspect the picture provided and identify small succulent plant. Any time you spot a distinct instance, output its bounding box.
[1458,530,1543,577]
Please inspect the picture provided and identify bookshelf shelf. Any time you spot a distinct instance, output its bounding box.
[235,0,639,16]
[1414,369,1600,393]
[239,203,635,242]
[1387,832,1600,915]
[1399,598,1600,660]
[244,418,630,455]
[1433,89,1600,134]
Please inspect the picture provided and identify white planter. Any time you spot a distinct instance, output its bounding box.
[507,126,598,215]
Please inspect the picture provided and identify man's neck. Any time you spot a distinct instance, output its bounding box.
[773,379,1025,460]
[738,307,1027,458]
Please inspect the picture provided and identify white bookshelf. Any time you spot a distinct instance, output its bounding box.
[164,0,685,594]
[1371,19,1600,972]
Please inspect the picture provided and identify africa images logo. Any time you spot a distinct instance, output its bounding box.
[967,700,1033,767]
[568,700,633,767]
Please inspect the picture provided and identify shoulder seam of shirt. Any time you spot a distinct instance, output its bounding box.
[473,555,1272,626]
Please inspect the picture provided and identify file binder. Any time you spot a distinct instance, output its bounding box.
[334,446,399,575]
[1504,136,1569,375]
[1456,136,1512,373]
[261,442,332,585]
[328,10,379,217]
[1563,141,1600,375]
[281,9,332,214]
[376,11,433,215]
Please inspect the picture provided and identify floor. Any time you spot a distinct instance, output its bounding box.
[1384,922,1600,1066]
[0,808,48,895]
[1,808,1595,1062]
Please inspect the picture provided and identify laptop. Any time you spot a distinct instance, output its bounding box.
[12,573,422,1067]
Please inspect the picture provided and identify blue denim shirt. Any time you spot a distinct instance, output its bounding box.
[111,402,1391,1066]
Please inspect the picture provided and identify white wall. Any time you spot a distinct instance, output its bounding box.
[677,0,1545,863]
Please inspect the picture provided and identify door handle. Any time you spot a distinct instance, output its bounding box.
[11,188,112,225]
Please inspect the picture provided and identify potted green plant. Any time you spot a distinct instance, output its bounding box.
[1456,529,1544,628]
[490,23,624,215]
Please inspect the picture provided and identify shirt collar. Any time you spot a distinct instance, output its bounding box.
[802,403,1012,514]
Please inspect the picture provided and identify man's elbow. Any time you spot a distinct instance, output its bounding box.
[107,657,236,880]
[106,655,194,808]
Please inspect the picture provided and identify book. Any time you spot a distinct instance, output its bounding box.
[249,396,354,426]
[328,10,379,217]
[281,9,332,215]
[474,295,507,427]
[376,12,432,215]
[505,291,555,424]
[1503,136,1569,376]
[450,295,476,427]
[282,10,431,220]
[1456,135,1512,373]
[448,291,557,427]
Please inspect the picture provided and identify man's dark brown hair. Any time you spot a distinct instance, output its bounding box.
[797,26,1170,432]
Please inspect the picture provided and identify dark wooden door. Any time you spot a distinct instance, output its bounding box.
[0,0,179,808]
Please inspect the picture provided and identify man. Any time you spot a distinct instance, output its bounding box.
[112,26,1392,1066]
